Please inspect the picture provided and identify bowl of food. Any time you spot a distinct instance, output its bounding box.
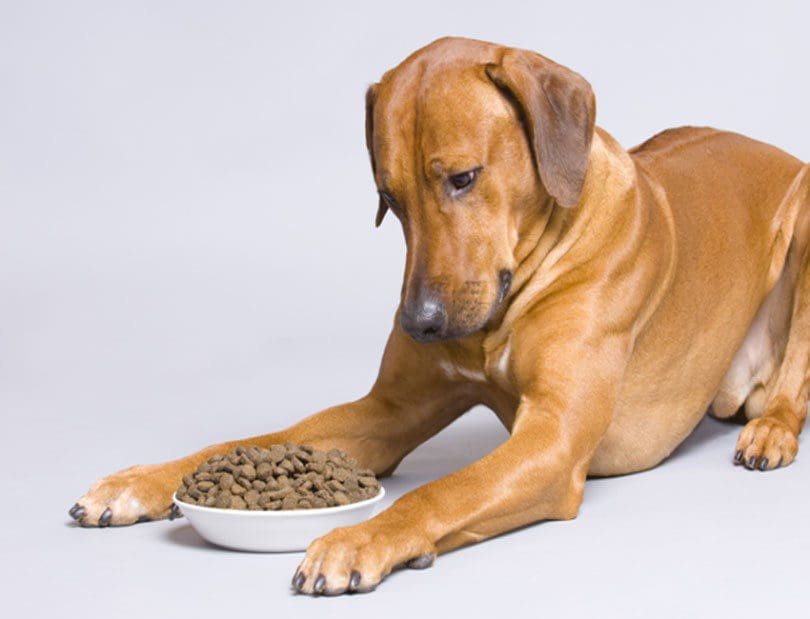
[173,443,385,552]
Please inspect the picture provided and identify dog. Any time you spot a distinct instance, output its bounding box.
[69,37,810,595]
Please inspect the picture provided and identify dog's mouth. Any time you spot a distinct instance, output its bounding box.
[496,269,513,304]
[401,269,514,344]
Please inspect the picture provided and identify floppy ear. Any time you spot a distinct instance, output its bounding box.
[485,49,596,208]
[365,83,387,227]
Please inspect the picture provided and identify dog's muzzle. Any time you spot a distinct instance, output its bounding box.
[400,269,513,343]
[400,298,448,343]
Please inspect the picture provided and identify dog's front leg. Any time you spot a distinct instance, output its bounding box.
[70,327,475,527]
[293,370,617,595]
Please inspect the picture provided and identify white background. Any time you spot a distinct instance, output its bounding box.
[2,1,808,617]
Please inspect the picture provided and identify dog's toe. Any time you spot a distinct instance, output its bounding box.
[734,416,798,471]
[68,503,86,521]
[293,521,435,595]
[72,464,177,527]
[406,553,435,569]
[98,508,113,527]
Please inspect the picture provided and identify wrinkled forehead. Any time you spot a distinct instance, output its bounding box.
[372,65,514,187]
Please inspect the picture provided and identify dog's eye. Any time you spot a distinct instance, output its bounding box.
[448,168,480,193]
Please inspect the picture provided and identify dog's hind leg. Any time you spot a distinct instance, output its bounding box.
[735,167,810,470]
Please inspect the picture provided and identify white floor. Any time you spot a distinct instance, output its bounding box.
[4,333,809,618]
[3,3,809,616]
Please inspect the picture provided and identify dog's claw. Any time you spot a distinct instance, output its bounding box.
[349,570,361,592]
[759,457,769,471]
[98,508,113,527]
[68,503,86,521]
[746,456,757,470]
[313,574,326,594]
[734,450,744,465]
[169,504,182,521]
[292,571,306,591]
[406,553,436,570]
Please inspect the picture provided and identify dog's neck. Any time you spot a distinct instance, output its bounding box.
[480,128,645,352]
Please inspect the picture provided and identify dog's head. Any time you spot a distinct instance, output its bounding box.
[366,38,596,343]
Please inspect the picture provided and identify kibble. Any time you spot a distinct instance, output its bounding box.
[175,443,381,510]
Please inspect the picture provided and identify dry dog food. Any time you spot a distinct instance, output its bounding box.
[175,443,381,510]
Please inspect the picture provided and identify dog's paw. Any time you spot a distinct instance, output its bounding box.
[69,464,180,527]
[291,520,436,595]
[734,416,798,471]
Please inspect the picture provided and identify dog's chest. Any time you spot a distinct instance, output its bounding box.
[484,340,513,389]
[436,335,515,418]
[438,338,512,388]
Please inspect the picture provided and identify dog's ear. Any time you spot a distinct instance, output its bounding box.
[485,50,596,208]
[365,83,387,227]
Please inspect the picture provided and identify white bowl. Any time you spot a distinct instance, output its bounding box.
[172,487,385,552]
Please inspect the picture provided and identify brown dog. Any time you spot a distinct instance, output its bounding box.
[69,37,810,595]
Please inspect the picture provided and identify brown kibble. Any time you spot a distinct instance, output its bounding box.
[306,462,325,474]
[218,473,234,491]
[256,462,272,480]
[175,444,380,511]
[268,445,285,463]
[266,486,293,500]
[241,464,256,480]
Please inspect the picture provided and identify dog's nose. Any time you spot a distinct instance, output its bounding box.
[400,299,448,342]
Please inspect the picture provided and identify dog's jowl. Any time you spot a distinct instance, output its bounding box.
[70,37,810,596]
